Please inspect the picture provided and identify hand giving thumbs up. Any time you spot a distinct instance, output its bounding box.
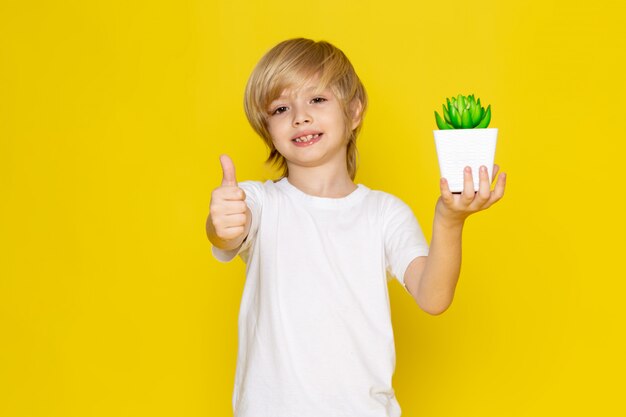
[207,155,250,246]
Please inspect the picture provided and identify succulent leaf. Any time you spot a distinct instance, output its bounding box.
[470,104,482,127]
[461,109,473,128]
[449,105,461,128]
[457,94,464,109]
[435,111,453,129]
[443,104,451,124]
[475,105,491,128]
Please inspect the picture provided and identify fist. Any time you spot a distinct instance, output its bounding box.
[209,155,248,241]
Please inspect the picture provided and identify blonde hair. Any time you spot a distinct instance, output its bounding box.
[244,38,368,180]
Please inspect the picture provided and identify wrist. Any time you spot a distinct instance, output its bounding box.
[434,200,466,230]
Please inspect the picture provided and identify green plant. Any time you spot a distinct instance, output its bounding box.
[435,94,491,129]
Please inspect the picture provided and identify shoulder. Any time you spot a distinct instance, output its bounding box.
[360,187,420,233]
[362,186,413,213]
[238,179,278,196]
[238,179,288,210]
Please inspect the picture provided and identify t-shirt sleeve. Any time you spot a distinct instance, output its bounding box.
[211,180,263,263]
[382,194,429,286]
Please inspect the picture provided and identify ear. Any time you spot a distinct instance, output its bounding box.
[349,99,364,130]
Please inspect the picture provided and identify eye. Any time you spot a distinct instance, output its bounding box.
[271,106,288,115]
[311,97,327,104]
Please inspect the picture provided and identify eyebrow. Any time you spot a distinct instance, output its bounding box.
[273,85,325,100]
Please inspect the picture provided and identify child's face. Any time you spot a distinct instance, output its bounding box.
[266,76,359,174]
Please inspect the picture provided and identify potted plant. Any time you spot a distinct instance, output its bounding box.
[433,94,497,192]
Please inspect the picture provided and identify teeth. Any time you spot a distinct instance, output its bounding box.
[294,134,319,143]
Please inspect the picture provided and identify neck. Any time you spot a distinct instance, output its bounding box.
[285,164,356,198]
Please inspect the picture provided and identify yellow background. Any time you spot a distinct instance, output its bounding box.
[2,0,625,416]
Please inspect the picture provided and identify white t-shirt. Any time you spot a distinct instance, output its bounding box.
[213,178,429,417]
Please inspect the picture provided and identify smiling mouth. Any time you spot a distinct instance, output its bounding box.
[293,133,322,143]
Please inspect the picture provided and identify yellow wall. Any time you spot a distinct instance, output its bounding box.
[2,0,625,416]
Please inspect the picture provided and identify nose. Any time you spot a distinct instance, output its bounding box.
[292,105,312,126]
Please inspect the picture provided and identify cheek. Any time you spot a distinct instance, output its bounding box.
[266,126,280,145]
[267,118,285,137]
[269,133,287,153]
[268,125,281,139]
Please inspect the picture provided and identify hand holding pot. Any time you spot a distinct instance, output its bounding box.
[436,164,506,225]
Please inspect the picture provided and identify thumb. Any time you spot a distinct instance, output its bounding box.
[220,154,238,187]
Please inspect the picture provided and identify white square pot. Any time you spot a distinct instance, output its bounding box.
[433,128,498,192]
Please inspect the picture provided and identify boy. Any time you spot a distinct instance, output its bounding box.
[207,38,506,417]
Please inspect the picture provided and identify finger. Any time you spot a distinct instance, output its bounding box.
[220,187,246,202]
[221,213,248,228]
[210,200,247,221]
[485,171,507,207]
[220,154,238,187]
[223,200,247,214]
[476,166,491,202]
[439,177,454,205]
[211,186,246,207]
[492,164,500,183]
[461,166,475,202]
[218,225,245,241]
[493,171,507,200]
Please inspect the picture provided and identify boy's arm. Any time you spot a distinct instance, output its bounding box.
[404,165,506,315]
[206,155,252,251]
